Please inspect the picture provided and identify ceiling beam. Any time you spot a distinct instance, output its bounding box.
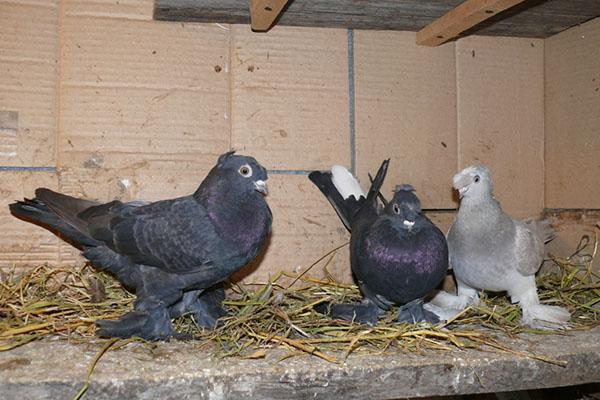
[249,0,290,31]
[416,0,528,46]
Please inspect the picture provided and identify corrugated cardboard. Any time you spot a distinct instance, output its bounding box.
[545,17,600,209]
[63,0,153,20]
[232,174,352,285]
[0,171,59,268]
[354,31,457,209]
[56,4,232,264]
[231,25,350,170]
[59,7,231,198]
[0,0,58,166]
[456,36,545,219]
[0,0,598,276]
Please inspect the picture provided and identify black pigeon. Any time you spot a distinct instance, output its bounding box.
[309,160,448,325]
[10,151,272,340]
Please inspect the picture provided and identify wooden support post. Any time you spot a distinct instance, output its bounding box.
[416,0,527,46]
[249,0,290,31]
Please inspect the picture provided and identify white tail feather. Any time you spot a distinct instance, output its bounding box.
[521,304,570,330]
[331,165,366,200]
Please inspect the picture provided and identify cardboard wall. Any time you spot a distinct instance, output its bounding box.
[544,17,600,266]
[545,18,600,209]
[0,0,597,280]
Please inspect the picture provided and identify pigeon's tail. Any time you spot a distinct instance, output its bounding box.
[308,168,365,231]
[366,159,390,204]
[524,218,556,244]
[331,165,366,200]
[9,190,101,249]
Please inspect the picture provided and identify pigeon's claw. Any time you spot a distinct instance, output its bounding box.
[96,307,175,340]
[397,299,440,324]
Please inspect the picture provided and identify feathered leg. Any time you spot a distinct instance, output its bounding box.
[397,299,440,324]
[168,284,226,329]
[509,277,570,330]
[314,298,385,326]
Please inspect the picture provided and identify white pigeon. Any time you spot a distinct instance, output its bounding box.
[429,165,570,329]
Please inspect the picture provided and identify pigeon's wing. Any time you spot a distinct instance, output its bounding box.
[108,197,221,274]
[513,221,545,276]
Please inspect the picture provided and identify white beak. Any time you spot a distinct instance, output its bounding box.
[254,180,268,195]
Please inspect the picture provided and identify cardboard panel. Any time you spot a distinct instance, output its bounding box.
[64,0,153,20]
[0,171,59,268]
[457,36,544,219]
[545,18,600,209]
[354,31,457,209]
[231,25,350,170]
[544,211,600,272]
[59,13,231,196]
[0,1,58,166]
[234,174,352,285]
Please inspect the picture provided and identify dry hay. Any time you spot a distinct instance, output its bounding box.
[1,234,598,366]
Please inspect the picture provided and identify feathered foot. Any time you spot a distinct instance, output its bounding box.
[168,286,227,329]
[521,304,570,330]
[512,286,570,330]
[96,307,175,340]
[397,299,440,324]
[314,299,384,326]
[422,301,463,322]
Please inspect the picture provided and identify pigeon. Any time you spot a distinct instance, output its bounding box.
[309,160,449,325]
[429,165,570,329]
[10,151,272,340]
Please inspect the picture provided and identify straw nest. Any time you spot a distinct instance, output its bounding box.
[1,235,598,366]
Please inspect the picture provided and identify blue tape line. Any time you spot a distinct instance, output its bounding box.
[268,169,312,175]
[347,28,356,176]
[0,166,56,172]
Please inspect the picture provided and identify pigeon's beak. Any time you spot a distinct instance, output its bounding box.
[254,180,268,195]
[453,173,472,198]
[403,220,415,228]
[457,185,469,198]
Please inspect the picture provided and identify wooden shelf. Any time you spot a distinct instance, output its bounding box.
[155,0,600,39]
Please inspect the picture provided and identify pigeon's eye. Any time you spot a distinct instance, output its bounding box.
[474,175,480,183]
[393,204,400,214]
[238,165,253,178]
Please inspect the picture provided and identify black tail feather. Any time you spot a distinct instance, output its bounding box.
[366,159,390,206]
[308,171,362,231]
[9,197,100,249]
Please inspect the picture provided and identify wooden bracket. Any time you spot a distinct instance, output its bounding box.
[416,0,527,46]
[249,0,290,31]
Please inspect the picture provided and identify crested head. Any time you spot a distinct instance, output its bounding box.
[453,165,493,200]
[196,151,270,201]
[385,184,422,230]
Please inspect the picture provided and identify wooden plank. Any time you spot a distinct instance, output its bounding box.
[3,328,600,398]
[249,0,290,31]
[154,0,600,38]
[417,0,527,46]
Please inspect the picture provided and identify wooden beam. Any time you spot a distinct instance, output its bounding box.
[249,0,290,31]
[416,0,528,46]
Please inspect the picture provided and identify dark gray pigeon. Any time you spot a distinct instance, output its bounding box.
[10,151,272,340]
[309,160,448,325]
[428,165,570,329]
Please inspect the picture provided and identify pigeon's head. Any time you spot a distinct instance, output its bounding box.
[386,184,422,229]
[215,151,269,196]
[453,165,493,199]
